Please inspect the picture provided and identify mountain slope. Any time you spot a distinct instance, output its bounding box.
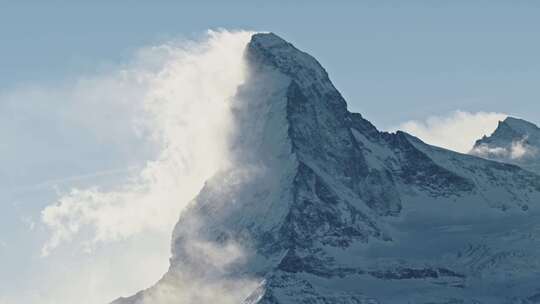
[113,33,540,304]
[471,117,540,174]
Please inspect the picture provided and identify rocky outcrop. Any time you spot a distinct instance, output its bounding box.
[113,33,540,304]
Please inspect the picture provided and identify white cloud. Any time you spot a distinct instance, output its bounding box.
[0,55,155,190]
[136,236,259,304]
[394,110,508,153]
[0,30,255,304]
[41,29,253,255]
[470,144,508,158]
[471,136,538,160]
[1,235,171,304]
[510,138,536,159]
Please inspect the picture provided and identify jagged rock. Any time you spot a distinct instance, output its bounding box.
[113,33,540,304]
[471,117,540,175]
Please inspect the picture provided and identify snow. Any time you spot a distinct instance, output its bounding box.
[471,116,540,174]
[113,33,540,304]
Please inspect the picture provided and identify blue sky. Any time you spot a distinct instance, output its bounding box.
[1,2,539,304]
[2,1,539,126]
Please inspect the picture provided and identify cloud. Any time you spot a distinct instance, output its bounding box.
[509,138,537,159]
[0,235,171,304]
[0,30,255,304]
[133,237,259,304]
[471,136,538,160]
[394,110,508,153]
[0,53,155,192]
[41,29,253,255]
[470,144,508,158]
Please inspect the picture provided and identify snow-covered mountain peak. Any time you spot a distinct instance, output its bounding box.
[501,116,540,133]
[250,32,289,49]
[471,116,540,174]
[247,33,334,92]
[113,33,540,304]
[476,116,540,145]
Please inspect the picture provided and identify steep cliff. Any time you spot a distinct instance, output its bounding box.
[113,33,540,304]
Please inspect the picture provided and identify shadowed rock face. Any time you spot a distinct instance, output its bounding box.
[113,33,540,304]
[471,117,540,174]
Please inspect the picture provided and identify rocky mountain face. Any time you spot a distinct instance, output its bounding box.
[113,33,540,304]
[471,117,540,174]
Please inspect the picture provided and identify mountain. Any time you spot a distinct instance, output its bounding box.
[471,117,540,174]
[113,33,540,304]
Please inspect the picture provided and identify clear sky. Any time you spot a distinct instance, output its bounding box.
[2,1,539,126]
[1,2,539,304]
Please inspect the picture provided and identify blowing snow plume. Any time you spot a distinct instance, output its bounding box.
[36,30,253,304]
[112,32,304,304]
